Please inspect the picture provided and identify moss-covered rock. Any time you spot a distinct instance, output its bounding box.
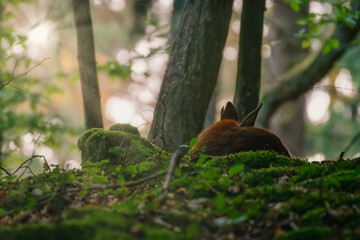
[77,124,170,175]
[108,123,140,136]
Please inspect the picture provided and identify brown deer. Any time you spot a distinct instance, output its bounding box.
[192,102,291,157]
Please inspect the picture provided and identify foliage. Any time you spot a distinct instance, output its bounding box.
[0,143,359,239]
[286,0,360,52]
[97,60,131,81]
[0,1,80,165]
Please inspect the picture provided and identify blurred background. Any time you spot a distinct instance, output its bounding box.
[1,0,359,174]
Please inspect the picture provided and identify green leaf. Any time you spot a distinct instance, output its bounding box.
[308,13,316,19]
[97,61,131,78]
[330,38,339,49]
[43,162,50,171]
[344,17,357,28]
[229,164,244,178]
[322,39,339,54]
[297,18,308,25]
[196,154,208,167]
[214,194,226,212]
[189,137,198,149]
[301,39,311,49]
[310,25,318,34]
[51,164,60,174]
[290,1,300,12]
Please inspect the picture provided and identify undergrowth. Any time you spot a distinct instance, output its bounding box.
[0,127,359,240]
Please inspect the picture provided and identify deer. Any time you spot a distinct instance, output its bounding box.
[192,102,291,157]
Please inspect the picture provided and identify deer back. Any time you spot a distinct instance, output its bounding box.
[193,102,291,157]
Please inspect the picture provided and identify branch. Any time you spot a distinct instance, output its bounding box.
[0,166,11,176]
[339,132,360,159]
[258,0,360,128]
[1,155,48,180]
[33,155,51,173]
[0,57,50,90]
[21,166,36,177]
[10,155,37,176]
[157,146,189,202]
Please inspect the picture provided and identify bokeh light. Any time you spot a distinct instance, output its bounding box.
[105,97,136,123]
[335,68,356,97]
[26,21,57,60]
[223,46,237,61]
[307,152,325,162]
[306,90,330,124]
[262,44,271,58]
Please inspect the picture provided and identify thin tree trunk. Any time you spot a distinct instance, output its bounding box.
[148,0,233,151]
[258,0,360,128]
[132,0,151,37]
[234,0,266,120]
[72,0,103,129]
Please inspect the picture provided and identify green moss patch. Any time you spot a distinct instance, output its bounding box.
[1,136,360,240]
[77,124,170,177]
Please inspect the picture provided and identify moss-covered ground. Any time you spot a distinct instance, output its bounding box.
[0,126,359,239]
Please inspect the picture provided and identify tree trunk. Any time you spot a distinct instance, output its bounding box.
[258,0,360,128]
[267,1,309,157]
[169,0,185,42]
[72,0,103,129]
[132,0,151,37]
[234,0,266,120]
[148,0,233,151]
[204,84,218,128]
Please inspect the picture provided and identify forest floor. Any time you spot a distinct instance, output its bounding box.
[0,127,359,240]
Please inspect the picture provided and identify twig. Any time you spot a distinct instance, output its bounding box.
[157,146,189,202]
[0,166,11,176]
[11,156,37,176]
[33,155,51,173]
[10,59,18,79]
[1,155,48,180]
[339,132,360,159]
[0,57,51,90]
[21,166,36,177]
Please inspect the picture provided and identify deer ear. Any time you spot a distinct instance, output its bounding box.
[239,103,262,127]
[220,102,239,122]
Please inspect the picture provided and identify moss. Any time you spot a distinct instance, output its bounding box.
[274,226,336,240]
[301,207,326,225]
[206,151,306,172]
[108,123,140,136]
[298,169,360,192]
[242,166,297,187]
[77,125,170,176]
[2,145,360,239]
[0,223,96,240]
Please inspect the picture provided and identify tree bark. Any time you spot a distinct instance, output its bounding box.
[148,0,233,151]
[234,0,266,120]
[267,1,309,157]
[72,0,103,129]
[258,0,360,128]
[169,0,186,42]
[132,0,151,37]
